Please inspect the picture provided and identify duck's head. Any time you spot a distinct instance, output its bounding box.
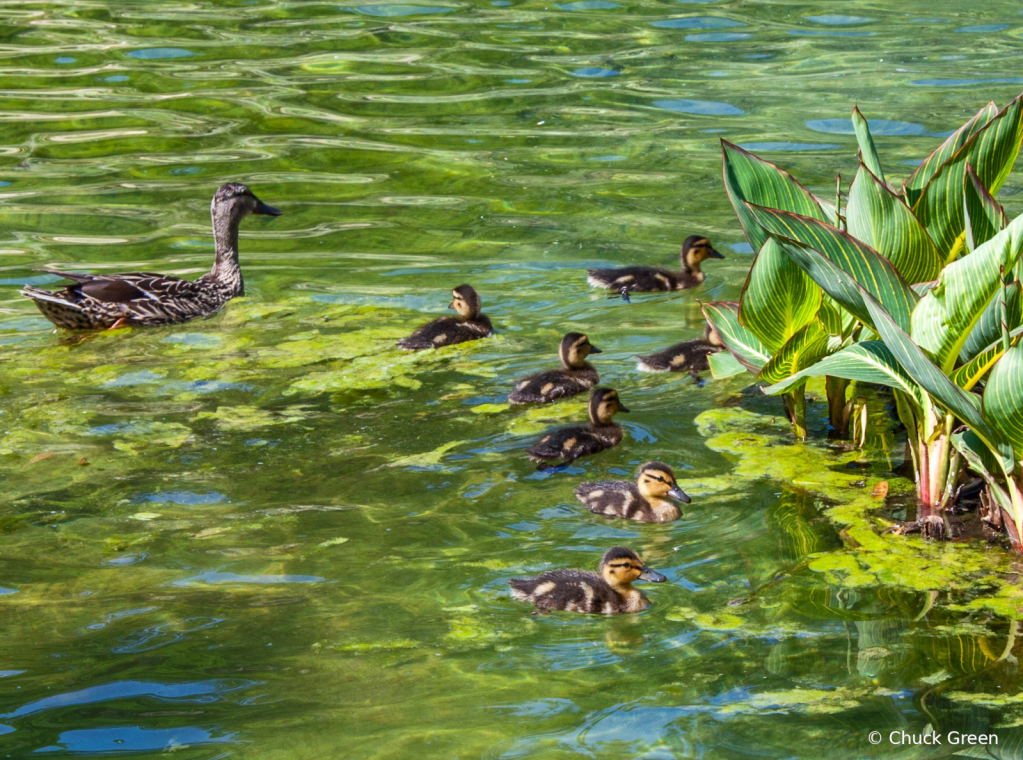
[588,387,629,425]
[703,321,725,348]
[680,235,724,273]
[212,182,282,222]
[559,332,601,369]
[600,546,667,588]
[637,462,691,504]
[449,284,482,319]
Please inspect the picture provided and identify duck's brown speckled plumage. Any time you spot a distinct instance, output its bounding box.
[397,284,493,350]
[576,462,690,523]
[587,235,724,293]
[20,183,281,330]
[509,546,666,614]
[636,323,725,373]
[509,332,600,404]
[526,388,628,466]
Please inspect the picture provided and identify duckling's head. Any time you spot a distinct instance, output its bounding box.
[588,387,629,425]
[212,183,282,223]
[680,235,724,273]
[449,284,482,319]
[703,321,725,348]
[637,462,691,504]
[559,332,601,369]
[600,546,667,588]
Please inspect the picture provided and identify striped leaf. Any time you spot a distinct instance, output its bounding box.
[721,140,828,252]
[982,342,1023,463]
[964,163,1008,252]
[708,350,746,379]
[721,141,824,351]
[700,301,770,373]
[738,237,822,352]
[846,162,943,285]
[852,106,885,185]
[864,296,1014,471]
[912,95,1023,258]
[950,334,1021,391]
[903,101,999,207]
[763,340,924,406]
[960,281,1022,362]
[747,205,918,332]
[909,211,1023,374]
[757,320,831,385]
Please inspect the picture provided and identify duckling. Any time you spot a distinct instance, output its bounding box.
[526,387,628,468]
[587,235,724,293]
[636,323,724,373]
[509,546,667,614]
[576,462,690,523]
[20,183,281,330]
[508,332,601,404]
[397,284,493,350]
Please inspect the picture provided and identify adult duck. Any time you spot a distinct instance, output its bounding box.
[20,182,281,330]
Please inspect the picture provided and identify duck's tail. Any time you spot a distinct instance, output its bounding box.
[586,270,615,289]
[20,286,95,329]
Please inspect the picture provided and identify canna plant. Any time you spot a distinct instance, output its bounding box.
[706,94,1023,465]
[754,203,1023,522]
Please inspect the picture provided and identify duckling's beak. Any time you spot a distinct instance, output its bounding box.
[668,485,691,504]
[448,300,455,309]
[588,345,603,354]
[618,404,630,413]
[252,200,283,216]
[639,567,667,583]
[708,248,724,259]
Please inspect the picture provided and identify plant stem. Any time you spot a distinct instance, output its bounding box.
[825,376,850,436]
[783,386,808,440]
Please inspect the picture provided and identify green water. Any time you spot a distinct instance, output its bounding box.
[3,0,1023,757]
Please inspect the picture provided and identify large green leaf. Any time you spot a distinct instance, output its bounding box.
[738,238,821,352]
[964,162,1008,252]
[952,341,1009,391]
[747,205,918,332]
[851,106,885,185]
[846,163,943,285]
[912,95,1023,257]
[708,350,746,379]
[909,211,1023,374]
[763,340,924,406]
[982,342,1023,462]
[700,301,770,373]
[721,141,824,351]
[721,140,828,252]
[960,281,1022,362]
[903,101,999,207]
[757,320,831,385]
[864,296,1014,471]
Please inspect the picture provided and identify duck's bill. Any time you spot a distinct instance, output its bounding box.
[709,249,725,259]
[639,567,667,583]
[668,486,691,503]
[589,345,603,354]
[618,404,630,413]
[253,201,283,216]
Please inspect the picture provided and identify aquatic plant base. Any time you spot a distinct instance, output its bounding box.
[695,405,1023,619]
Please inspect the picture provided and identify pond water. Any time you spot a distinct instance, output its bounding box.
[2,0,1023,757]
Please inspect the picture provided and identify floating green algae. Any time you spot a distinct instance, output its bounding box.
[696,404,1023,618]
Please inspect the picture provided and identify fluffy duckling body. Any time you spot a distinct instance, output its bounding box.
[397,284,492,350]
[20,183,281,330]
[509,332,601,404]
[509,546,666,614]
[576,462,690,523]
[526,388,628,467]
[587,236,724,293]
[636,323,724,373]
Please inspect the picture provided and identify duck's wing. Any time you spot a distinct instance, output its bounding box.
[509,369,592,403]
[38,270,202,303]
[397,316,457,350]
[510,570,613,612]
[527,424,588,461]
[587,266,675,292]
[575,480,647,519]
[637,339,719,372]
